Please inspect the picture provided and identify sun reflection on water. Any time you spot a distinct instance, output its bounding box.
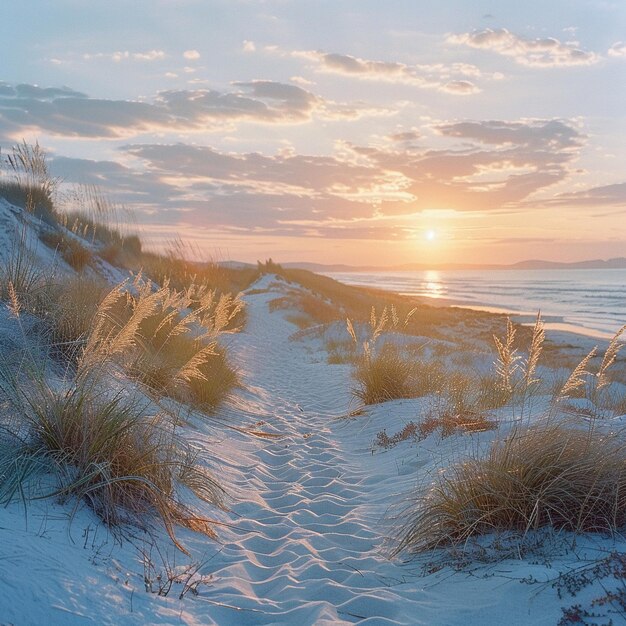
[423,270,444,298]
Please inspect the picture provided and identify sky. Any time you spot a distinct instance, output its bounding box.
[1,0,625,266]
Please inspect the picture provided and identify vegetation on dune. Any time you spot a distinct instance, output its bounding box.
[0,142,252,553]
[393,321,626,556]
[2,140,626,571]
[396,421,626,554]
[0,292,225,552]
[0,141,59,223]
[40,231,93,271]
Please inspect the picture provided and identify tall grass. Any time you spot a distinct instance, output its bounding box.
[352,342,416,404]
[0,290,225,552]
[0,141,59,223]
[77,276,243,412]
[45,277,109,362]
[396,421,626,555]
[0,226,54,314]
[348,306,421,404]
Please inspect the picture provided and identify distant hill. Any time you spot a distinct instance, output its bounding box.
[280,258,626,272]
[216,258,626,272]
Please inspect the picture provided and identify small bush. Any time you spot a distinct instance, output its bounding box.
[353,343,416,404]
[396,422,626,554]
[375,422,419,449]
[40,232,93,271]
[417,410,496,439]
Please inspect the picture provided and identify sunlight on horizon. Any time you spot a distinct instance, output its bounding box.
[1,1,625,266]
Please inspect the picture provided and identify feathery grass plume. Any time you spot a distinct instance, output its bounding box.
[346,317,357,344]
[6,282,21,318]
[523,312,545,390]
[76,276,241,411]
[558,347,598,401]
[596,325,626,391]
[518,312,545,418]
[396,422,626,555]
[493,318,521,396]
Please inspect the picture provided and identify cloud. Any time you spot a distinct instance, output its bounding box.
[41,114,593,244]
[242,40,256,52]
[436,119,584,150]
[183,49,201,60]
[544,182,626,206]
[284,49,484,94]
[0,80,382,139]
[608,42,626,58]
[448,29,600,67]
[83,50,166,62]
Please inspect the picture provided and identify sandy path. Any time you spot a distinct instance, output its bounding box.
[195,277,430,625]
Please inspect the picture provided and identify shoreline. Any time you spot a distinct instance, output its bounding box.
[326,273,622,345]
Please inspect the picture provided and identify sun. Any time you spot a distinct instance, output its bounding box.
[426,229,436,241]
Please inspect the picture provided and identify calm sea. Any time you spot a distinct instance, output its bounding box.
[327,269,626,339]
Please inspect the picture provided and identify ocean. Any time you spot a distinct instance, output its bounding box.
[326,269,626,339]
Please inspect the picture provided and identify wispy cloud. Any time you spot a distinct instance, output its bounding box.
[0,80,386,139]
[275,48,485,94]
[608,42,626,57]
[448,29,600,67]
[83,49,166,62]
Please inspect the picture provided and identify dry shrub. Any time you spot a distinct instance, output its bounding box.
[397,422,626,554]
[418,410,496,439]
[40,231,92,271]
[375,422,419,449]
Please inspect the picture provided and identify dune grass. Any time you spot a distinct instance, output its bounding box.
[395,323,626,556]
[396,421,626,554]
[77,276,243,413]
[45,276,109,362]
[353,343,417,404]
[0,141,59,224]
[0,225,55,316]
[0,298,225,552]
[40,231,93,271]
